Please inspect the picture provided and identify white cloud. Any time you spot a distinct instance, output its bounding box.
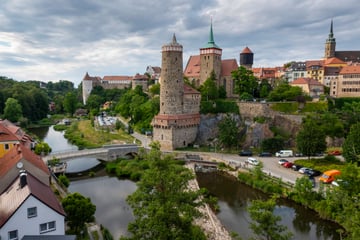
[0,0,360,86]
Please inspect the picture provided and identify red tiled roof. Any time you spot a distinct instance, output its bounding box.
[241,46,253,54]
[103,76,133,81]
[0,173,65,227]
[290,77,323,86]
[339,65,360,75]
[83,72,101,81]
[133,74,148,80]
[0,144,49,178]
[306,60,324,68]
[221,59,238,76]
[152,66,161,74]
[324,57,346,65]
[0,124,18,142]
[184,55,201,78]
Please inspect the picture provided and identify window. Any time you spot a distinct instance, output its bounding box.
[27,207,37,218]
[8,230,18,240]
[5,144,9,150]
[40,221,56,233]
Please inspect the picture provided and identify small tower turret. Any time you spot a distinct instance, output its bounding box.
[240,46,254,69]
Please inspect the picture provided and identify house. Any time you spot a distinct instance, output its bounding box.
[0,143,50,194]
[330,65,360,98]
[0,120,34,150]
[290,77,324,98]
[0,172,66,240]
[285,61,306,82]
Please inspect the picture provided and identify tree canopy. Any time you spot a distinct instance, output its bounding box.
[122,142,206,240]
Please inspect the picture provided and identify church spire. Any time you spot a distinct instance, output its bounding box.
[204,19,220,49]
[329,19,334,39]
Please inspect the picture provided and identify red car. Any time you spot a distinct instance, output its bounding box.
[283,162,294,168]
[328,150,342,156]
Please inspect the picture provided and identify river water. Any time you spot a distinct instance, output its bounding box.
[30,126,342,240]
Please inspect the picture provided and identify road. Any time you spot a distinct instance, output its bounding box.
[197,152,309,186]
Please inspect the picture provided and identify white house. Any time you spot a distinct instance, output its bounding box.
[0,172,66,240]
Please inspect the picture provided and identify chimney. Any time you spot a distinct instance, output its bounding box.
[20,170,27,188]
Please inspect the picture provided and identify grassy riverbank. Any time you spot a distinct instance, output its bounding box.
[62,119,137,149]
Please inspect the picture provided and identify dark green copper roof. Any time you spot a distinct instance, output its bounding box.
[203,22,220,49]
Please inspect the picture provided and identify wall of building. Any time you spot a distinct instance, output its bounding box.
[0,196,64,240]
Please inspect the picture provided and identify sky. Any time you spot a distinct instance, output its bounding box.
[1,0,360,87]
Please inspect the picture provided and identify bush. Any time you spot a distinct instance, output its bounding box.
[58,174,70,188]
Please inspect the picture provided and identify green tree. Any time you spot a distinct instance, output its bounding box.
[62,192,96,235]
[291,176,320,208]
[199,70,219,101]
[296,117,327,159]
[248,196,293,240]
[34,142,52,155]
[260,137,284,154]
[149,83,160,96]
[122,142,206,240]
[3,97,22,122]
[218,114,239,149]
[232,66,259,98]
[63,92,78,116]
[342,122,360,164]
[268,83,303,101]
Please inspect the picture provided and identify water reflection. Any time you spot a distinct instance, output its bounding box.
[196,171,341,240]
[68,176,136,239]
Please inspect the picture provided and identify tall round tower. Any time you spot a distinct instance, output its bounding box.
[159,34,184,115]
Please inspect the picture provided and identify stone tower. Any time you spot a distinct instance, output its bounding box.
[240,46,254,69]
[200,21,222,86]
[325,19,336,58]
[152,34,201,151]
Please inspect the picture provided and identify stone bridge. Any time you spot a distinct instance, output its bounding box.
[43,144,139,163]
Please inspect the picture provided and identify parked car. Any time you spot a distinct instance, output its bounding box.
[239,150,253,156]
[282,162,294,168]
[305,169,322,177]
[292,164,303,171]
[278,159,288,165]
[328,150,342,156]
[319,169,341,183]
[246,157,259,166]
[299,167,312,174]
[294,152,303,157]
[259,152,272,157]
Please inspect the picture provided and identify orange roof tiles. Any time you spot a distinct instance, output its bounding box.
[184,55,201,78]
[324,57,346,65]
[184,84,200,94]
[103,76,133,81]
[241,46,253,54]
[339,65,360,74]
[290,77,323,86]
[0,144,49,178]
[221,59,238,76]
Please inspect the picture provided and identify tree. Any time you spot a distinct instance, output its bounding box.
[260,137,284,154]
[232,66,259,98]
[199,70,219,101]
[34,142,52,155]
[63,92,78,116]
[122,142,206,240]
[62,192,96,234]
[3,97,22,122]
[296,117,327,159]
[268,83,303,101]
[342,122,360,164]
[248,196,293,240]
[218,114,239,149]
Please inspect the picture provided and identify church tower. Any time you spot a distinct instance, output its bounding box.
[240,46,254,69]
[152,34,201,151]
[200,21,222,86]
[325,19,336,58]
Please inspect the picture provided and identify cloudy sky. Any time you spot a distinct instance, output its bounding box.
[1,0,360,87]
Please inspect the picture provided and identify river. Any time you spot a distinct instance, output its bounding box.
[30,125,342,239]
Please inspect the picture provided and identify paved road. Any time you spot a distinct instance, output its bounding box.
[197,152,310,185]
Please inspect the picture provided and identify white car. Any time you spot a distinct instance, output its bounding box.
[299,167,311,174]
[246,157,259,166]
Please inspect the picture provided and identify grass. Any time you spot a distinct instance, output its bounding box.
[64,119,136,149]
[294,155,346,173]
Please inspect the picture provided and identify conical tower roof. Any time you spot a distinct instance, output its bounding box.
[203,21,220,49]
